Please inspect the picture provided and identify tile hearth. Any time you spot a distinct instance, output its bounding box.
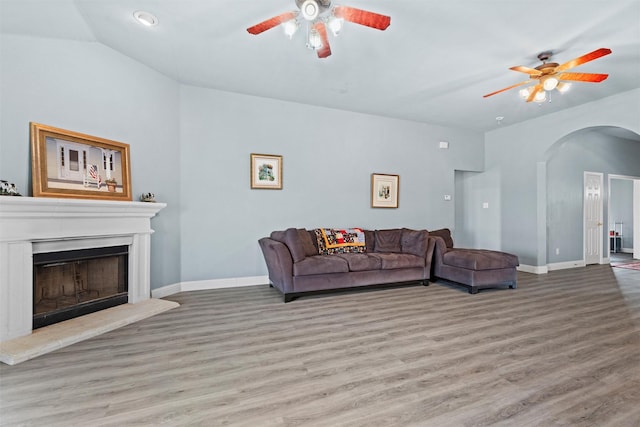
[0,298,178,365]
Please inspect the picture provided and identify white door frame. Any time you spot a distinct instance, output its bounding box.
[635,180,640,260]
[608,174,640,260]
[584,171,604,265]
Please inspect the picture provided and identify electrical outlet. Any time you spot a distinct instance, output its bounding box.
[444,195,452,201]
[482,202,489,209]
[555,248,560,255]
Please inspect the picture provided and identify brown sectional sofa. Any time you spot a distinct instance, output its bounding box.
[258,228,434,302]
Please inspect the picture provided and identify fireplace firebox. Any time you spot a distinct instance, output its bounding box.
[33,245,128,329]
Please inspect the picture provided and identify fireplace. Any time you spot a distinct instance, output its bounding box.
[33,245,129,329]
[0,197,165,342]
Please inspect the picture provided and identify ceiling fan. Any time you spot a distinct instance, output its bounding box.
[246,0,390,59]
[483,48,612,102]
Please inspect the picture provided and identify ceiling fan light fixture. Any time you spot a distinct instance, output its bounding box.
[133,10,158,27]
[282,19,299,38]
[534,91,547,102]
[519,87,531,99]
[543,77,559,91]
[307,28,323,50]
[301,0,320,20]
[556,82,571,93]
[328,16,344,36]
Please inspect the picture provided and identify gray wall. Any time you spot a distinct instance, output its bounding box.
[0,34,182,288]
[178,85,484,281]
[610,178,635,251]
[481,89,640,267]
[1,33,485,288]
[546,130,640,263]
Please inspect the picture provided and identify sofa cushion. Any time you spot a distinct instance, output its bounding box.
[443,249,519,270]
[335,253,382,272]
[430,228,454,248]
[293,255,349,276]
[284,228,308,263]
[314,228,366,255]
[298,229,318,257]
[364,230,375,252]
[369,253,425,269]
[401,228,429,256]
[270,230,287,244]
[374,229,402,253]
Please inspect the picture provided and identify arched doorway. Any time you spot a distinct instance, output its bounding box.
[543,126,640,268]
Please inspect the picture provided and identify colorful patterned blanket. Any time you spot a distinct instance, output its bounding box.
[315,228,366,255]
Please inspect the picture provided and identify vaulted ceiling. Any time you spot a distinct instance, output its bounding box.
[2,0,639,132]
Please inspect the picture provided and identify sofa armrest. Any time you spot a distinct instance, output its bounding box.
[258,238,294,293]
[431,236,449,272]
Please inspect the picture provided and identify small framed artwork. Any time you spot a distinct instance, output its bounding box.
[371,173,399,208]
[250,153,282,190]
[30,122,132,201]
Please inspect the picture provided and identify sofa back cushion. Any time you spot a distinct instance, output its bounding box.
[284,228,310,262]
[374,229,403,253]
[364,230,375,253]
[429,228,454,248]
[401,228,429,256]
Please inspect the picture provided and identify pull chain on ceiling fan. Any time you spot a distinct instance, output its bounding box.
[483,48,612,102]
[247,0,391,59]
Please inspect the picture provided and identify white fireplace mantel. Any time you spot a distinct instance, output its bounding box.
[0,197,166,341]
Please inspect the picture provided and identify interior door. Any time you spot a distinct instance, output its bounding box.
[584,172,603,264]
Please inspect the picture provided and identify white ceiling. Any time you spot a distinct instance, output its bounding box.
[2,0,639,133]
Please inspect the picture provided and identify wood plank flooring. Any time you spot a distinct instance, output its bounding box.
[1,265,640,426]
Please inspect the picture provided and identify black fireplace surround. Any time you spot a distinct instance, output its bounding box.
[32,245,129,329]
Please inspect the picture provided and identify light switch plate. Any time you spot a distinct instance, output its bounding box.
[439,141,449,149]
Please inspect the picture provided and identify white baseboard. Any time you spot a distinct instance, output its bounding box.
[547,260,586,271]
[518,264,548,274]
[151,275,269,299]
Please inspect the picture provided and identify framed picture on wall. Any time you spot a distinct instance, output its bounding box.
[371,173,399,208]
[30,122,132,201]
[250,153,282,189]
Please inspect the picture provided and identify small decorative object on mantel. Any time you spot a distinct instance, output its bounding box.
[140,192,156,202]
[0,180,21,196]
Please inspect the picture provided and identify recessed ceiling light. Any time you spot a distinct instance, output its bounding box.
[133,10,158,27]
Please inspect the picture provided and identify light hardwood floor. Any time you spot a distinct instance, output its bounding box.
[1,265,640,426]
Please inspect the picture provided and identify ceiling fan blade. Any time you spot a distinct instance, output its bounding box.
[557,72,609,83]
[483,80,531,98]
[510,65,542,76]
[333,6,390,30]
[526,84,543,102]
[556,48,612,72]
[247,12,297,35]
[314,22,331,59]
